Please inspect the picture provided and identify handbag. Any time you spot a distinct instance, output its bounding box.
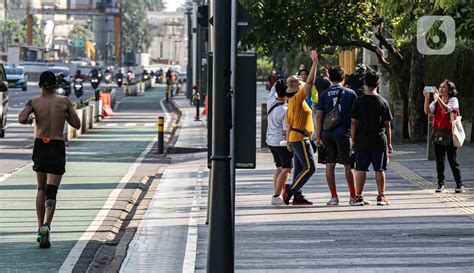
[431,128,452,146]
[323,88,343,131]
[451,112,465,148]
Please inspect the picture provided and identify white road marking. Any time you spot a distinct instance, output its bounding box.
[144,123,155,127]
[182,171,204,273]
[60,97,171,272]
[124,123,136,127]
[105,123,118,127]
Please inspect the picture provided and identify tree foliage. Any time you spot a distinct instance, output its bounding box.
[241,0,472,140]
[69,25,92,41]
[2,16,44,47]
[147,0,166,12]
[122,0,153,53]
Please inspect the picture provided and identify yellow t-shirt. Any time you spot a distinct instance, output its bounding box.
[287,86,314,142]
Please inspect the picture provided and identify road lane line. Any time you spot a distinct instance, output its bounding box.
[105,123,118,127]
[124,123,136,127]
[60,95,171,272]
[182,170,204,273]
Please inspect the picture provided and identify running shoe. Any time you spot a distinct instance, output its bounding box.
[376,195,391,206]
[454,185,465,193]
[435,185,445,193]
[350,195,366,206]
[292,196,313,206]
[326,197,339,206]
[38,224,51,248]
[282,184,293,205]
[271,196,284,206]
[36,232,41,243]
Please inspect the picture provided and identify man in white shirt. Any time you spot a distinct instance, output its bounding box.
[266,79,293,205]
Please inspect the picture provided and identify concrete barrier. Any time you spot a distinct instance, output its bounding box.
[125,84,138,96]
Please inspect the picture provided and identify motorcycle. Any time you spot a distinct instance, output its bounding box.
[104,72,113,84]
[57,81,70,96]
[116,77,123,87]
[56,87,67,96]
[91,76,100,90]
[127,71,135,84]
[73,79,84,98]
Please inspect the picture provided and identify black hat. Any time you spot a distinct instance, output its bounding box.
[39,71,57,89]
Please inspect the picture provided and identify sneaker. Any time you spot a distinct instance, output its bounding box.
[36,232,41,243]
[292,196,314,206]
[326,197,339,206]
[271,195,284,206]
[38,224,51,248]
[350,196,365,206]
[435,185,445,193]
[282,184,293,206]
[376,195,391,206]
[454,185,465,193]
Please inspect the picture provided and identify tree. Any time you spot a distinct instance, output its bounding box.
[2,16,44,47]
[241,0,471,141]
[122,0,153,54]
[147,0,166,12]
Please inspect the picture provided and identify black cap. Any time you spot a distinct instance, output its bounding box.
[39,71,57,89]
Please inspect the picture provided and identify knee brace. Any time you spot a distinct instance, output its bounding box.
[45,185,58,207]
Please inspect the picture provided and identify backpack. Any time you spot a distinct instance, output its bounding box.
[323,88,343,131]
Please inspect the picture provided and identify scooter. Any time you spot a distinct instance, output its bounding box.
[117,77,123,87]
[56,87,67,96]
[91,76,100,90]
[104,72,113,84]
[74,79,84,98]
[127,71,135,84]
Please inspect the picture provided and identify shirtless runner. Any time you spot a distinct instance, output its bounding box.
[18,71,81,248]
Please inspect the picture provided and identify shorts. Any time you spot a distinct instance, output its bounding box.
[355,150,388,172]
[32,138,66,175]
[269,146,293,169]
[321,132,354,165]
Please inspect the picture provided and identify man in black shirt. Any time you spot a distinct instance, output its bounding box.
[345,63,366,97]
[351,71,393,206]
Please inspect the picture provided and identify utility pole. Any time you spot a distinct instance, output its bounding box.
[185,6,193,100]
[207,0,233,272]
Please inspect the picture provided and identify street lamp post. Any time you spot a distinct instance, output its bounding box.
[207,0,234,272]
[185,6,193,100]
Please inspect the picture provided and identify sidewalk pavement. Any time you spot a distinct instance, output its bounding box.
[120,92,208,273]
[120,86,474,272]
[0,86,167,272]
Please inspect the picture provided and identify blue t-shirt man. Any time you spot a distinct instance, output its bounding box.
[316,83,358,137]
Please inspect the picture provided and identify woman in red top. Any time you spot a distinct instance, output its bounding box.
[423,80,464,193]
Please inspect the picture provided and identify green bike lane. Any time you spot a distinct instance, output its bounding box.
[0,86,166,272]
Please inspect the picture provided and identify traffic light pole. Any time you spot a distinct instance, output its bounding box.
[207,0,234,271]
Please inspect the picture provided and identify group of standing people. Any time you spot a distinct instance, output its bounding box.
[266,50,464,207]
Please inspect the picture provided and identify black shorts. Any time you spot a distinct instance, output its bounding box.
[32,138,66,175]
[269,146,293,169]
[321,132,354,165]
[355,150,388,172]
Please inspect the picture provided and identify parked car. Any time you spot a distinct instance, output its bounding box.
[0,63,9,138]
[178,72,187,83]
[5,65,28,91]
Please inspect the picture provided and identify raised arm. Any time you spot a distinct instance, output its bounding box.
[65,98,81,130]
[423,89,431,115]
[18,99,34,124]
[304,51,319,97]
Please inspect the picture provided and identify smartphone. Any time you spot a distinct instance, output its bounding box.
[424,86,436,93]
